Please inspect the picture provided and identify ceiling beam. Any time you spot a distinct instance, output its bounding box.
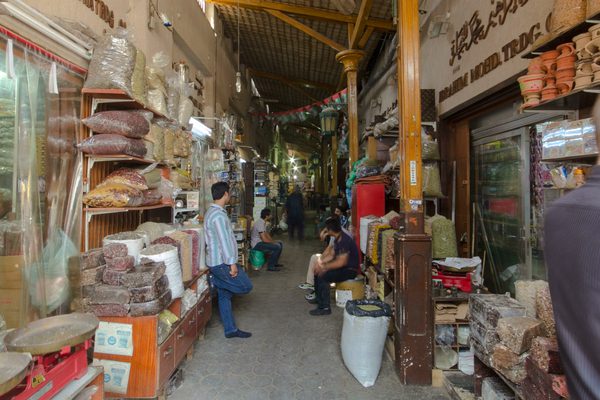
[358,26,375,48]
[267,10,346,52]
[206,0,394,31]
[249,68,335,91]
[350,0,374,49]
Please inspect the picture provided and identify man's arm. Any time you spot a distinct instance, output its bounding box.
[322,253,348,271]
[259,231,274,243]
[319,244,335,262]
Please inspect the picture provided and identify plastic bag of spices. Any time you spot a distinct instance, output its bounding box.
[77,134,147,158]
[423,162,444,197]
[84,28,136,94]
[83,183,144,208]
[82,110,150,138]
[131,49,147,104]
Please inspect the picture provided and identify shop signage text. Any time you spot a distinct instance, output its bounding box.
[440,20,545,103]
[79,0,127,28]
[450,0,530,66]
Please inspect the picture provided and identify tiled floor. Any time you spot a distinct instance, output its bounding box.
[170,238,450,400]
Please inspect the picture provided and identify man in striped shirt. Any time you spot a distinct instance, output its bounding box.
[204,182,253,338]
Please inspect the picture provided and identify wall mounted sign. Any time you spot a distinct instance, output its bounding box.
[449,0,532,66]
[79,0,127,28]
[439,16,549,103]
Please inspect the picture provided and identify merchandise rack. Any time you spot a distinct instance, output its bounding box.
[79,89,178,250]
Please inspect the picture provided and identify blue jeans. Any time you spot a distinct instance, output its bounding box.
[209,264,253,335]
[315,268,357,309]
[252,241,283,269]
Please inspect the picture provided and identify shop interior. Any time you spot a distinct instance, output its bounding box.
[0,0,594,399]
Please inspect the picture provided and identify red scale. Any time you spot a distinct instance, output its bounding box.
[0,313,98,400]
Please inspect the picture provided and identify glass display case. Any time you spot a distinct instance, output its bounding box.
[472,129,530,295]
[0,33,84,328]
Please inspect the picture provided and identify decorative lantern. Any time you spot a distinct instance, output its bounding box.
[320,107,339,137]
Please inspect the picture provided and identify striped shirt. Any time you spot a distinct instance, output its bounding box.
[204,204,238,267]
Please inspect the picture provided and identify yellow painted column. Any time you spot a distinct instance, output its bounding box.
[336,49,365,167]
[331,135,338,196]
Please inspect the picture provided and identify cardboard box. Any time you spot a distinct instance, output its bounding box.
[0,255,25,328]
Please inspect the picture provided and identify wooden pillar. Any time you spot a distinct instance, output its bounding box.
[397,0,423,215]
[394,0,432,387]
[336,49,365,167]
[331,135,338,196]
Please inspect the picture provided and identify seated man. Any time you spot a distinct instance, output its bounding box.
[298,227,335,300]
[251,208,283,272]
[310,217,359,316]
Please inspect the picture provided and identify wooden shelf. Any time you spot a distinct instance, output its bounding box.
[85,154,160,165]
[522,13,600,59]
[84,203,174,215]
[542,153,598,162]
[82,88,167,119]
[524,84,600,112]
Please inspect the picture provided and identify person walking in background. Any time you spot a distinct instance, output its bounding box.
[544,98,600,398]
[285,185,305,240]
[251,208,284,271]
[204,182,253,339]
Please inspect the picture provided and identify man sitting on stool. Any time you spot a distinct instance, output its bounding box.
[251,208,284,271]
[310,217,359,316]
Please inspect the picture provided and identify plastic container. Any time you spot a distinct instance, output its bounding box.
[335,277,365,308]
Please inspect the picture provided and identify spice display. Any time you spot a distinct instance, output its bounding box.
[103,232,145,263]
[121,262,166,287]
[90,303,130,317]
[146,124,165,161]
[470,294,527,329]
[170,169,193,190]
[78,134,147,158]
[84,28,136,94]
[81,265,105,286]
[550,0,586,34]
[536,284,556,338]
[430,215,458,259]
[381,230,396,275]
[163,128,176,166]
[82,111,150,139]
[84,184,143,208]
[132,49,147,104]
[423,162,443,197]
[174,131,192,157]
[81,249,105,271]
[181,288,198,316]
[129,275,169,303]
[90,285,131,304]
[141,189,163,206]
[106,256,135,271]
[140,244,184,298]
[168,231,193,281]
[148,89,168,116]
[136,222,172,244]
[496,317,543,354]
[182,230,200,276]
[102,267,131,286]
[103,243,129,259]
[129,290,172,317]
[102,168,149,191]
[422,132,440,160]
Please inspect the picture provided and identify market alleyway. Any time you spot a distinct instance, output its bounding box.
[170,228,450,400]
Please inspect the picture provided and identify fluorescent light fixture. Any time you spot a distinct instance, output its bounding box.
[293,166,299,171]
[189,117,212,138]
[240,158,246,163]
[293,175,298,180]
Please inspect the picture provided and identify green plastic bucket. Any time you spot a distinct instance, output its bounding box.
[249,249,265,269]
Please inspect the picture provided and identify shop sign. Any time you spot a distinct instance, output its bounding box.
[450,0,532,66]
[439,18,549,104]
[79,0,127,28]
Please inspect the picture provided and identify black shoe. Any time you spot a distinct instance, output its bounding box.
[225,329,252,338]
[267,267,282,271]
[275,263,284,268]
[309,307,331,316]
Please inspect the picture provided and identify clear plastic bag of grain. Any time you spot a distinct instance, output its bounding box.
[132,49,147,104]
[551,0,586,34]
[423,162,444,197]
[84,28,136,94]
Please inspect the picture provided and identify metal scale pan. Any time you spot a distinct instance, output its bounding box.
[4,313,99,355]
[0,352,31,395]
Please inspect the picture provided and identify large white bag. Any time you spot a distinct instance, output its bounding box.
[341,299,391,387]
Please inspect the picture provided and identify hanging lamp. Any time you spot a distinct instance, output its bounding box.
[319,107,339,137]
